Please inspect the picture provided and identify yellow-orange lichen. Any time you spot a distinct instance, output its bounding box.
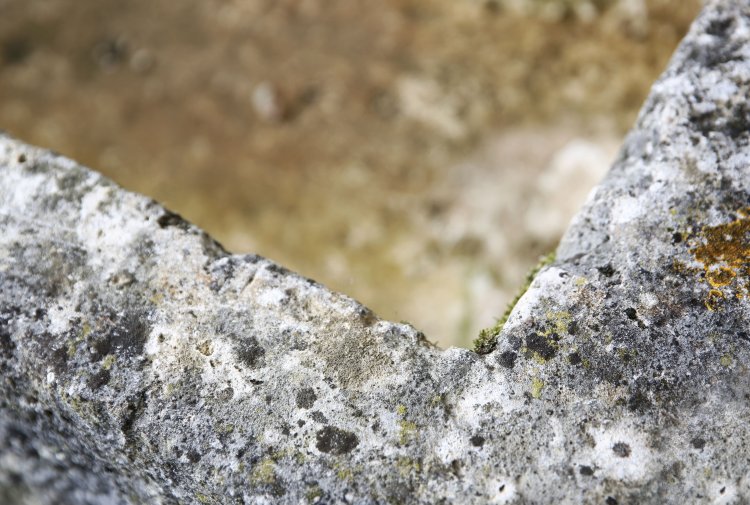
[705,289,725,311]
[690,208,750,310]
[706,266,736,287]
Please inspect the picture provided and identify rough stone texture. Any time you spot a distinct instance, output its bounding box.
[1,1,750,503]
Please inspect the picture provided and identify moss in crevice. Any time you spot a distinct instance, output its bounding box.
[472,250,556,354]
[305,485,323,503]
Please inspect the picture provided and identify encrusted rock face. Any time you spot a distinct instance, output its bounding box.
[1,1,750,503]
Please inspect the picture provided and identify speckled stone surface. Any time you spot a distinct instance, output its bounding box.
[1,1,750,503]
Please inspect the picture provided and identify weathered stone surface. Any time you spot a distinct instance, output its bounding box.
[1,1,750,503]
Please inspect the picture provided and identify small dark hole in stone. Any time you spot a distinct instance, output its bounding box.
[612,442,631,457]
[598,264,615,277]
[450,459,462,475]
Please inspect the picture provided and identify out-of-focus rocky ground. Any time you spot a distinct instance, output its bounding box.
[0,0,702,347]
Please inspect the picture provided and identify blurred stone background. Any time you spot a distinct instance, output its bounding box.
[0,0,701,348]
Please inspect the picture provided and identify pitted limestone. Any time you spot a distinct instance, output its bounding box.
[1,1,749,503]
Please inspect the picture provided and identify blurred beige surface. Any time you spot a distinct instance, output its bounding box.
[0,0,701,347]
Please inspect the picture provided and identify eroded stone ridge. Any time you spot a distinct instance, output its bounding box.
[1,1,749,503]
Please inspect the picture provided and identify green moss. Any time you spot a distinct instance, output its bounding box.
[541,310,571,336]
[472,328,497,356]
[68,395,84,414]
[396,405,417,445]
[530,377,544,399]
[66,394,101,425]
[398,420,418,445]
[215,423,234,435]
[101,354,116,370]
[305,485,323,503]
[395,457,421,476]
[529,351,548,365]
[473,250,556,354]
[67,322,93,358]
[333,461,361,482]
[617,348,637,362]
[149,291,164,305]
[66,338,78,358]
[196,493,212,504]
[272,448,293,461]
[251,457,276,485]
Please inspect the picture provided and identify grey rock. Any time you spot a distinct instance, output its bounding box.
[1,1,750,503]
